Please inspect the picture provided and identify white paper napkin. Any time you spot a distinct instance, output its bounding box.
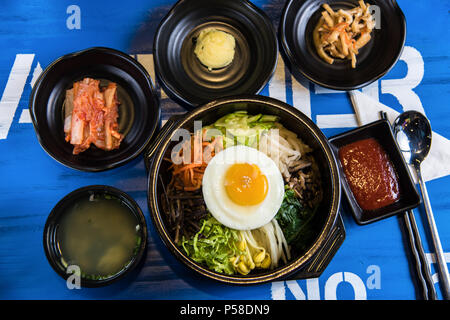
[348,90,450,183]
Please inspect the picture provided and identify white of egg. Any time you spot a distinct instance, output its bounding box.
[202,145,285,230]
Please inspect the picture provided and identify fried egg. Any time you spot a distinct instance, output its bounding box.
[202,145,284,230]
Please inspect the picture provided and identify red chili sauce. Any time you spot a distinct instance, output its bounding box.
[338,138,400,211]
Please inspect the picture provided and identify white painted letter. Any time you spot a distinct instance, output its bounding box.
[66,5,81,30]
[286,280,307,300]
[381,46,424,114]
[0,54,34,139]
[366,265,381,289]
[66,265,81,289]
[325,272,367,300]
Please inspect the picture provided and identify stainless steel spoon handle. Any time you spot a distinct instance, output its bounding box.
[416,167,450,300]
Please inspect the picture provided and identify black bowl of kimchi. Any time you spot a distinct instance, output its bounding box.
[29,47,160,172]
[145,95,345,284]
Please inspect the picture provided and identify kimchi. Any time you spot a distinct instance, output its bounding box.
[64,78,124,155]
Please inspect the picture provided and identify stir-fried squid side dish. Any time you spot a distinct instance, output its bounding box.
[64,78,124,155]
[160,111,323,275]
[313,1,375,68]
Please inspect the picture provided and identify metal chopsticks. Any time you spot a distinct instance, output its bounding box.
[379,111,437,300]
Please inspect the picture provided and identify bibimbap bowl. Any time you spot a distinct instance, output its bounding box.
[146,95,343,284]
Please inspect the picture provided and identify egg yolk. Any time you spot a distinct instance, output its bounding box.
[224,163,268,206]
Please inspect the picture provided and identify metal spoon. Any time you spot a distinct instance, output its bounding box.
[379,111,436,299]
[393,111,450,300]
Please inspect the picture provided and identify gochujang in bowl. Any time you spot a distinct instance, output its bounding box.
[329,119,420,225]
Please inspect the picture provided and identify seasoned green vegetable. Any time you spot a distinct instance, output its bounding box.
[180,215,241,275]
[275,187,317,251]
[203,111,279,148]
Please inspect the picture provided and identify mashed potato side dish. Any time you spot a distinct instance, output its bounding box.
[194,28,236,70]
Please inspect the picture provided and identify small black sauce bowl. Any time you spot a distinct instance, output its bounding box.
[29,47,160,172]
[43,185,148,288]
[329,119,420,225]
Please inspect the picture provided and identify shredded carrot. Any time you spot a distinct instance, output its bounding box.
[332,22,348,32]
[167,134,222,191]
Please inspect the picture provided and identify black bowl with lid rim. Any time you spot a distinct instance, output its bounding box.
[29,47,160,172]
[43,185,148,288]
[145,94,345,284]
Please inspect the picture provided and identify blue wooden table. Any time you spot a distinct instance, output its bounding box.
[0,0,449,300]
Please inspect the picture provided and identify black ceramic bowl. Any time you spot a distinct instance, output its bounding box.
[153,0,278,108]
[329,119,420,225]
[43,185,148,288]
[146,95,344,284]
[29,47,160,172]
[280,0,406,90]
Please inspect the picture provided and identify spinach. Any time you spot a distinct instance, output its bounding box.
[275,187,317,251]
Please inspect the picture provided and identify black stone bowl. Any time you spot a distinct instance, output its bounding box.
[145,95,345,284]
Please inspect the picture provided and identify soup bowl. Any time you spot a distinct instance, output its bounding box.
[146,95,344,284]
[43,185,148,287]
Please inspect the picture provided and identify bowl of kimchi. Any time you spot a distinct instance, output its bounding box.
[29,47,160,172]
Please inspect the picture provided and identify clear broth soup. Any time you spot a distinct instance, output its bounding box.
[56,193,141,280]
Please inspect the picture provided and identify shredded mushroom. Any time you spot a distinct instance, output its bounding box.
[258,123,313,181]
